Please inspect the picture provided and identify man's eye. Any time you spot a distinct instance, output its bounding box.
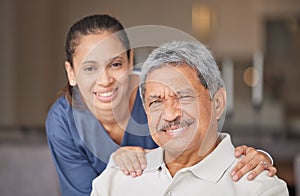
[178,95,195,103]
[149,100,161,107]
[180,95,192,99]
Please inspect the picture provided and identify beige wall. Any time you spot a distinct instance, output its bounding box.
[0,0,16,125]
[0,0,299,126]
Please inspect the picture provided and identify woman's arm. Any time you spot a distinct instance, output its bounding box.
[46,109,98,196]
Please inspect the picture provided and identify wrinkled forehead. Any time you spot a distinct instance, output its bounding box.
[145,64,198,95]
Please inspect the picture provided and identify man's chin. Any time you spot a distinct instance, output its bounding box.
[162,143,190,157]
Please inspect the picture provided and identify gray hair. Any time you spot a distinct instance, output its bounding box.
[139,41,224,102]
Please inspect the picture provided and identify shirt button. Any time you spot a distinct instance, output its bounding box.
[167,191,173,195]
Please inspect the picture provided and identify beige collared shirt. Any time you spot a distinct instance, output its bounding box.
[91,133,288,196]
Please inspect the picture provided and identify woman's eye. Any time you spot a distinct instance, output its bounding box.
[84,66,97,72]
[111,62,122,68]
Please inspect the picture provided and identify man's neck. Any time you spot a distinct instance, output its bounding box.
[165,137,220,177]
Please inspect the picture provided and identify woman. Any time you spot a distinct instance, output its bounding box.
[46,14,276,196]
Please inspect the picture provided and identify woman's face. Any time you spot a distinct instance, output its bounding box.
[65,31,133,113]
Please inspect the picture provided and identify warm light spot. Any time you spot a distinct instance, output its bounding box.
[192,5,211,39]
[243,67,260,87]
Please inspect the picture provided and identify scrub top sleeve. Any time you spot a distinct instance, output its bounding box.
[46,111,97,196]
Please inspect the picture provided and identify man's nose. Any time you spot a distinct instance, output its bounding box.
[162,99,182,121]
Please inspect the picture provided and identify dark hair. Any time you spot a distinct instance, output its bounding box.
[61,14,131,103]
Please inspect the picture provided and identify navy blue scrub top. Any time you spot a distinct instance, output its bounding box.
[46,87,158,196]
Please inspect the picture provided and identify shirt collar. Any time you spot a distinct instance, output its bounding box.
[108,147,165,171]
[142,133,236,182]
[109,133,236,182]
[188,133,236,182]
[144,147,165,172]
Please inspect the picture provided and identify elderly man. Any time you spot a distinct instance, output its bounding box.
[91,41,288,196]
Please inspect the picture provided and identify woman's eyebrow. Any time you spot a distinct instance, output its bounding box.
[81,55,124,67]
[104,55,124,66]
[108,55,123,62]
[81,60,98,65]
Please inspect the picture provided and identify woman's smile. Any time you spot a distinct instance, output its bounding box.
[93,87,119,103]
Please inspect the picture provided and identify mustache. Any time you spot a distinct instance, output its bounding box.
[158,118,195,132]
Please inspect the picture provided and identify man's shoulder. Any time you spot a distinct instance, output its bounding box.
[92,148,166,195]
[93,163,123,183]
[232,162,289,195]
[91,165,123,196]
[105,147,163,173]
[248,171,288,195]
[144,147,164,172]
[94,147,164,184]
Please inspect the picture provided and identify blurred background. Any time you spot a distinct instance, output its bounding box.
[0,0,299,195]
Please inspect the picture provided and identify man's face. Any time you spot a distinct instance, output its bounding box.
[144,64,219,159]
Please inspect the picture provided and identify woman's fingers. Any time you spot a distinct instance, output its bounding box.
[112,146,147,178]
[231,146,275,181]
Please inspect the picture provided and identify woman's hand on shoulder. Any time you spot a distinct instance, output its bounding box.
[231,145,277,181]
[112,146,149,178]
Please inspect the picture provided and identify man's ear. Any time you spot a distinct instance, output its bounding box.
[213,88,227,120]
[65,61,77,86]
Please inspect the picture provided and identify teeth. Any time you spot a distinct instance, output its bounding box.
[166,127,184,133]
[97,91,114,97]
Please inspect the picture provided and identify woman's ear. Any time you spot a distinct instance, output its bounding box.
[129,49,134,69]
[213,88,227,120]
[65,61,77,86]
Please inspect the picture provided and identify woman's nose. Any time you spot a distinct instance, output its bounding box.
[96,69,113,86]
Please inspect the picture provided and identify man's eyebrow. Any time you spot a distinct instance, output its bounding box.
[147,95,161,99]
[146,95,161,101]
[176,88,195,95]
